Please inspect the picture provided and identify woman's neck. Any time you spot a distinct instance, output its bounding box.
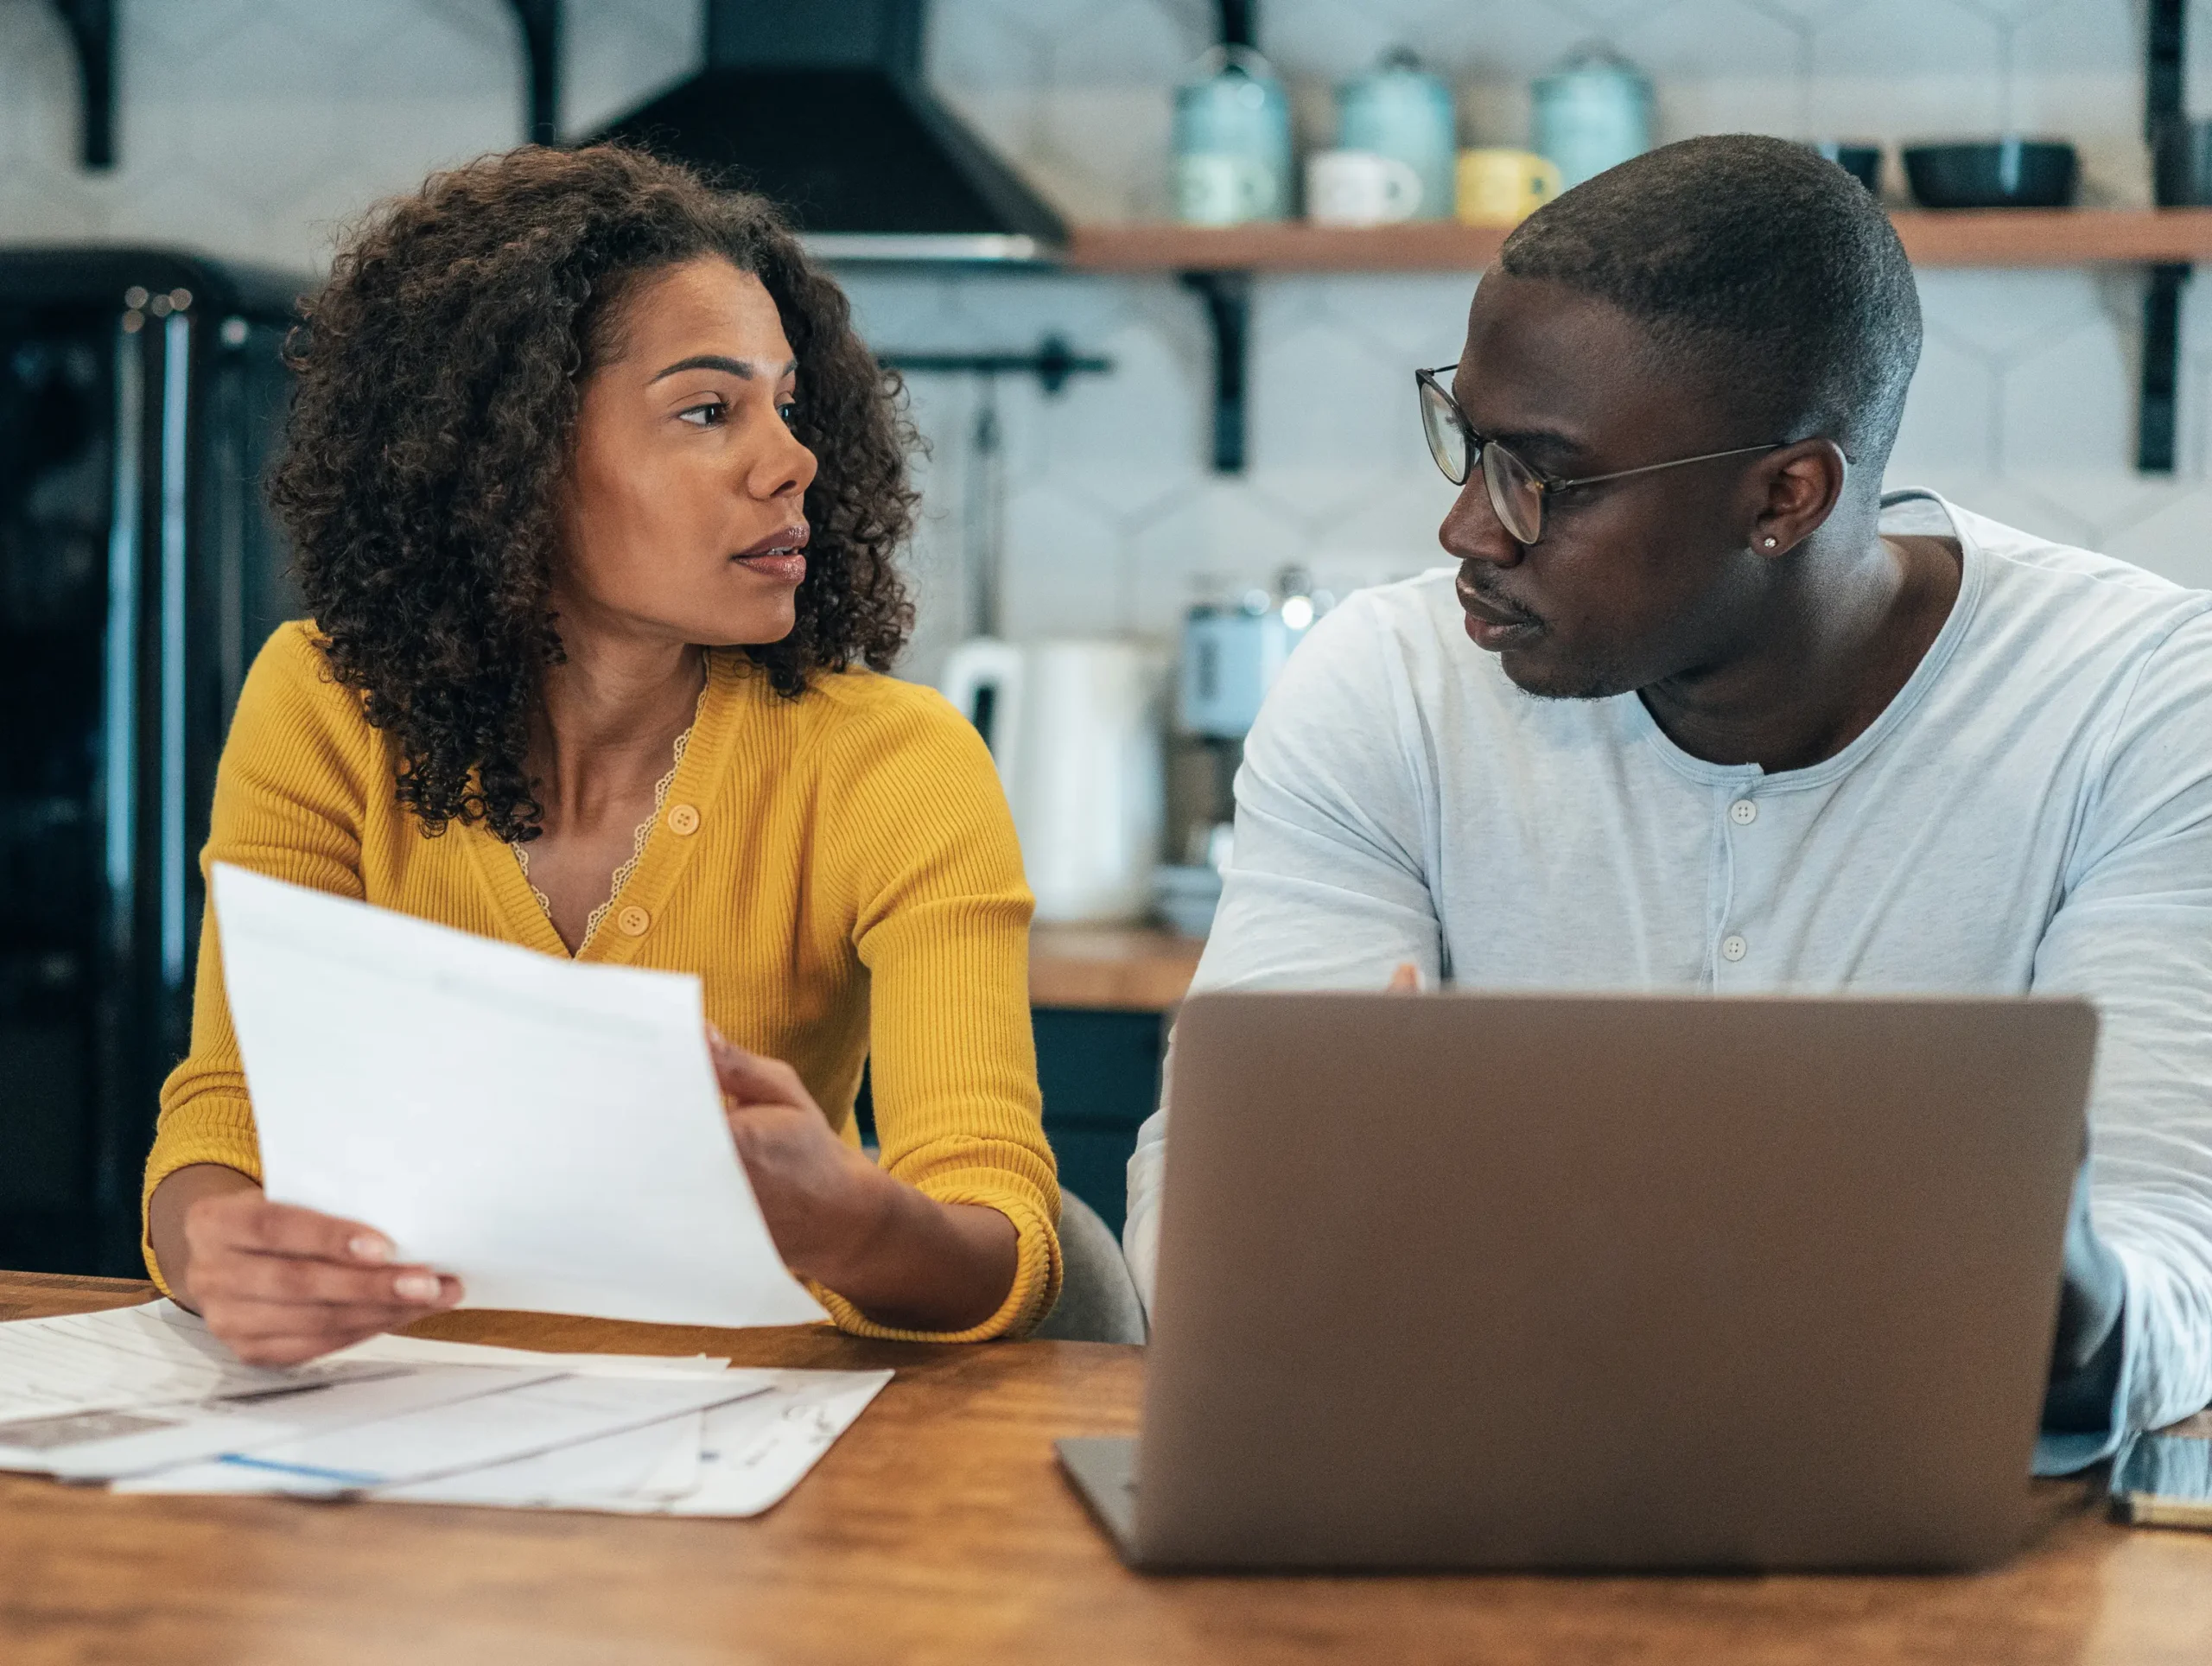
[531,610,705,834]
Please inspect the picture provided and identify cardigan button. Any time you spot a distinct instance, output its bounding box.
[666,803,701,836]
[617,905,651,938]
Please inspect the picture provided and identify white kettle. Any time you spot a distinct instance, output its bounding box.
[939,638,1165,925]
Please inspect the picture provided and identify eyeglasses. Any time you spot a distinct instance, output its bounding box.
[1416,366,1785,546]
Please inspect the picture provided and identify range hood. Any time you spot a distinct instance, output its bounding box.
[592,0,1066,264]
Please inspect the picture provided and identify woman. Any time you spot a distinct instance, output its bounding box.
[144,146,1059,1364]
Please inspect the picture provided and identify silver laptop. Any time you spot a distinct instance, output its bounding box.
[1059,991,2094,1572]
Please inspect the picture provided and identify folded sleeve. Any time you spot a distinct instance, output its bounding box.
[2031,610,2212,1467]
[141,623,373,1291]
[820,681,1060,1341]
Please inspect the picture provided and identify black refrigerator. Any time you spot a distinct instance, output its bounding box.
[0,248,303,1277]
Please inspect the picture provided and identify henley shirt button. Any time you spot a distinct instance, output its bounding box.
[1729,798,1758,826]
[1721,934,1748,963]
[666,803,702,836]
[617,905,651,938]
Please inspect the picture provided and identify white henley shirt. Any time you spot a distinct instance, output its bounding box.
[1123,491,2212,1472]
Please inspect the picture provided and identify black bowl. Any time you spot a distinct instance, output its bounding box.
[1810,142,1881,192]
[1903,140,2078,208]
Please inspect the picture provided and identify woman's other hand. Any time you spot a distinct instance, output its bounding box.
[708,1029,888,1283]
[147,1164,462,1366]
[708,1029,1019,1331]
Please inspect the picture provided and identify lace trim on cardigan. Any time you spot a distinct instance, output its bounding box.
[512,673,705,953]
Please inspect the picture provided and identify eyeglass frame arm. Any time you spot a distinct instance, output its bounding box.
[1415,366,1788,493]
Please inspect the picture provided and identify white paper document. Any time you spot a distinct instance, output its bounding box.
[366,1369,892,1517]
[0,1301,562,1480]
[115,1371,767,1496]
[212,863,827,1329]
[3,1302,883,1517]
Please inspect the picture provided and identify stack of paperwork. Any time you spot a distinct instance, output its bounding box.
[0,1300,887,1517]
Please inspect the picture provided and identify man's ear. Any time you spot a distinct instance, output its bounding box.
[1747,439,1848,556]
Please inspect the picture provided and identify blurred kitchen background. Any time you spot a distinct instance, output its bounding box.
[8,0,2212,1269]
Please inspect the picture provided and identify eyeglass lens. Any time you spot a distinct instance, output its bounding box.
[1419,374,1544,544]
[1480,442,1544,544]
[1418,375,1469,484]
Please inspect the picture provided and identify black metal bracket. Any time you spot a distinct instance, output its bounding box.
[1173,3,1261,474]
[2142,0,2190,474]
[877,334,1111,392]
[2140,264,2191,473]
[505,0,563,145]
[1181,271,1250,474]
[45,0,114,169]
[2148,0,2184,146]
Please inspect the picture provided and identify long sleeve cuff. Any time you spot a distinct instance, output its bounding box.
[811,1183,1061,1344]
[2035,1299,2131,1475]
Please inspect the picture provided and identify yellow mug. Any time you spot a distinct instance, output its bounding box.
[1456,149,1563,228]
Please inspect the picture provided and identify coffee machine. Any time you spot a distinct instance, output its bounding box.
[1160,568,1327,935]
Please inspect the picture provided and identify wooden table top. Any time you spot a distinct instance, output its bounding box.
[1031,924,1204,1011]
[4,1269,2209,1665]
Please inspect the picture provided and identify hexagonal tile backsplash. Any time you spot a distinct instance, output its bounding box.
[6,0,2212,677]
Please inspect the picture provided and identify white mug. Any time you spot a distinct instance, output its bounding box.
[1305,149,1422,226]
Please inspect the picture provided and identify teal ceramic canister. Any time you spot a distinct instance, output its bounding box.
[1530,45,1652,190]
[1337,48,1458,220]
[1173,46,1294,225]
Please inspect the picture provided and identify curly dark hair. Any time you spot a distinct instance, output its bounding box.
[269,143,918,842]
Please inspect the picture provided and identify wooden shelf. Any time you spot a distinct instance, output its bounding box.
[1065,208,2212,273]
[1030,925,1204,1012]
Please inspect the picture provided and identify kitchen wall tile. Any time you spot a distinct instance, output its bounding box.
[1043,0,1205,84]
[2102,489,2212,589]
[1246,311,1427,510]
[1996,309,2139,479]
[1124,479,1317,637]
[838,270,969,353]
[126,0,266,64]
[999,477,1132,638]
[1914,268,2113,359]
[1890,332,2006,477]
[1617,1,1805,83]
[1024,306,1210,497]
[1311,271,1480,369]
[334,3,517,100]
[1804,3,2008,142]
[1262,0,1456,86]
[561,0,701,137]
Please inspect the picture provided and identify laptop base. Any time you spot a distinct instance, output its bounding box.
[1056,1437,1140,1561]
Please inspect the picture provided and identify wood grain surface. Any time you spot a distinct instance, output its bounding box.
[1032,925,1204,1011]
[1065,209,2212,273]
[3,1269,2209,1666]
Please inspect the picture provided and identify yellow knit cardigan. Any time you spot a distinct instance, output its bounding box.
[143,623,1061,1341]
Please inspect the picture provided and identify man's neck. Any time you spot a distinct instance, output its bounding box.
[1637,526,1963,775]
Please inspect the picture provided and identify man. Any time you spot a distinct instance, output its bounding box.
[1123,135,2212,1473]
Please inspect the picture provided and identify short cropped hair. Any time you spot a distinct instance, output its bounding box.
[1499,134,1922,474]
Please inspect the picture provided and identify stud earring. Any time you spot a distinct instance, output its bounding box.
[1762,536,1778,549]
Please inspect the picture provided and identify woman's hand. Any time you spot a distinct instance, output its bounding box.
[708,1031,889,1284]
[709,1030,1020,1332]
[147,1164,463,1366]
